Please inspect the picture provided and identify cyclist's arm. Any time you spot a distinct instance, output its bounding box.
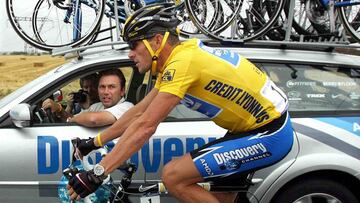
[94,88,159,146]
[99,91,181,174]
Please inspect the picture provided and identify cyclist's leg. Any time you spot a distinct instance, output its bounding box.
[162,154,222,203]
[163,112,293,203]
[213,192,238,203]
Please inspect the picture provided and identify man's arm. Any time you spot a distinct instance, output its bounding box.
[99,92,181,174]
[68,111,116,127]
[94,88,159,146]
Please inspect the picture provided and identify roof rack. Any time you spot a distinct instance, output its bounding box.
[52,36,360,60]
[44,0,360,57]
[51,41,129,58]
[51,0,360,58]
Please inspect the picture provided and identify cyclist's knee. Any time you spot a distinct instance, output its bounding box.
[162,161,178,189]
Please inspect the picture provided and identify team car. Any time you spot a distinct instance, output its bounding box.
[0,44,359,203]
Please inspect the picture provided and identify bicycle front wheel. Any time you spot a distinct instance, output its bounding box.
[6,0,105,52]
[338,0,360,42]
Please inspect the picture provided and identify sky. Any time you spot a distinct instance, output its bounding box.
[0,2,27,52]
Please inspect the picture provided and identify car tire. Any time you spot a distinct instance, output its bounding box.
[272,178,359,203]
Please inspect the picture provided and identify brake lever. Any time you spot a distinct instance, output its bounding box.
[70,138,83,162]
[63,167,79,181]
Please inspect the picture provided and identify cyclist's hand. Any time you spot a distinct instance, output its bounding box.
[67,170,102,199]
[72,137,100,159]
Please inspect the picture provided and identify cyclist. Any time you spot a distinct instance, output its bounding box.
[67,3,294,203]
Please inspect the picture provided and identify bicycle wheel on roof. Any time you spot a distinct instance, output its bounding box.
[6,0,105,51]
[338,0,360,42]
[185,0,242,42]
[186,0,285,43]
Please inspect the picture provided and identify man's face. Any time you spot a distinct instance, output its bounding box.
[98,75,125,108]
[82,79,98,102]
[128,40,153,74]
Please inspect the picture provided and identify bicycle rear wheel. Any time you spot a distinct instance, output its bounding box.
[187,0,285,43]
[185,0,242,42]
[176,1,205,38]
[6,0,105,51]
[338,0,360,42]
[234,0,285,42]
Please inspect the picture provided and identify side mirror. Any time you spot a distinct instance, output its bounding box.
[9,103,32,128]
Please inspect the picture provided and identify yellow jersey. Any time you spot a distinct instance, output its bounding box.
[155,39,288,132]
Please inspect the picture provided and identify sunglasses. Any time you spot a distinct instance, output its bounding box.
[128,40,140,50]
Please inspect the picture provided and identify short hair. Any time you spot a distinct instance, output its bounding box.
[80,73,99,88]
[98,68,126,88]
[167,33,180,46]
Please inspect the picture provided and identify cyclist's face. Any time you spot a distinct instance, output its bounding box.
[128,40,152,74]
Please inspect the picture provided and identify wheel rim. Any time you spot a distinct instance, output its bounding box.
[339,3,360,42]
[33,0,104,49]
[7,0,104,51]
[294,193,343,203]
[306,0,328,25]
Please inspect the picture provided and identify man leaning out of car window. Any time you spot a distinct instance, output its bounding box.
[67,68,134,127]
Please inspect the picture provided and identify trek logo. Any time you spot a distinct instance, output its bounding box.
[37,136,216,174]
[307,94,325,98]
[213,143,268,165]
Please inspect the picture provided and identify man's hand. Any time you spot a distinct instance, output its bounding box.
[67,170,102,200]
[65,94,74,113]
[72,137,100,159]
[42,98,61,113]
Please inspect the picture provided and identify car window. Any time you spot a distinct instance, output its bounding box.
[33,67,134,125]
[258,63,360,112]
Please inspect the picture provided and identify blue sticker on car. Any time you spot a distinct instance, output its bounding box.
[316,117,360,136]
[37,136,217,174]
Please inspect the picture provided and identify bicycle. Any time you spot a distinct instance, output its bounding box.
[186,0,286,43]
[59,139,260,203]
[6,0,207,52]
[6,0,105,51]
[289,0,360,42]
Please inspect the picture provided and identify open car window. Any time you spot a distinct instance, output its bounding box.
[33,66,135,125]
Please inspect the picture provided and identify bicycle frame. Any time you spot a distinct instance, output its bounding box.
[63,0,167,44]
[64,0,104,41]
[319,0,360,7]
[61,139,258,203]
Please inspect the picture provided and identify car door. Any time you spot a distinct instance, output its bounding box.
[0,61,143,202]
